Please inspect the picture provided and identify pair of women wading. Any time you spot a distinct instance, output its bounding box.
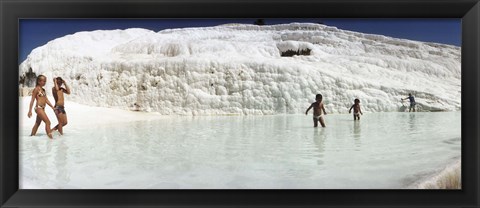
[28,75,70,139]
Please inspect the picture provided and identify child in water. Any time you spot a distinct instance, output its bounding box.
[28,75,55,139]
[51,77,70,135]
[349,98,363,120]
[305,94,327,127]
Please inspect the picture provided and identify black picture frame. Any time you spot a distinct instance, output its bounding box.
[1,0,479,207]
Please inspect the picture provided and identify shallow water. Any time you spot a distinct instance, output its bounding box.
[20,111,461,189]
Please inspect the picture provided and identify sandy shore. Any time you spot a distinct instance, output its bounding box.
[20,96,166,132]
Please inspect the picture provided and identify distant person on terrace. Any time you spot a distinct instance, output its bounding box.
[402,93,416,112]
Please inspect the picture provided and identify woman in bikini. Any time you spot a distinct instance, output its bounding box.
[28,75,55,139]
[51,77,70,135]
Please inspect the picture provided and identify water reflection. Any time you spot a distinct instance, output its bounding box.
[353,121,362,149]
[353,121,361,138]
[408,113,417,132]
[31,139,53,182]
[313,128,326,165]
[55,139,70,186]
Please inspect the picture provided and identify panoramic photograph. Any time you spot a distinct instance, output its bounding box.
[18,18,461,189]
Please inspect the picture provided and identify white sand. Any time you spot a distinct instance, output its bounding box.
[20,96,166,131]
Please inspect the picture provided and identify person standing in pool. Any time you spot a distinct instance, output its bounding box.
[349,98,363,120]
[28,75,55,139]
[305,94,327,127]
[402,93,416,112]
[51,77,71,135]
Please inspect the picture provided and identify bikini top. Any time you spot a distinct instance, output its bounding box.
[37,88,46,97]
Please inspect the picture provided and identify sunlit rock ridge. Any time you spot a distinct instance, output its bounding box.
[19,23,461,115]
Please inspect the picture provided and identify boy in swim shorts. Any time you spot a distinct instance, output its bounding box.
[349,98,363,120]
[305,94,327,127]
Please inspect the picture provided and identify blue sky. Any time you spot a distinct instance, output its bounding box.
[19,18,461,63]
